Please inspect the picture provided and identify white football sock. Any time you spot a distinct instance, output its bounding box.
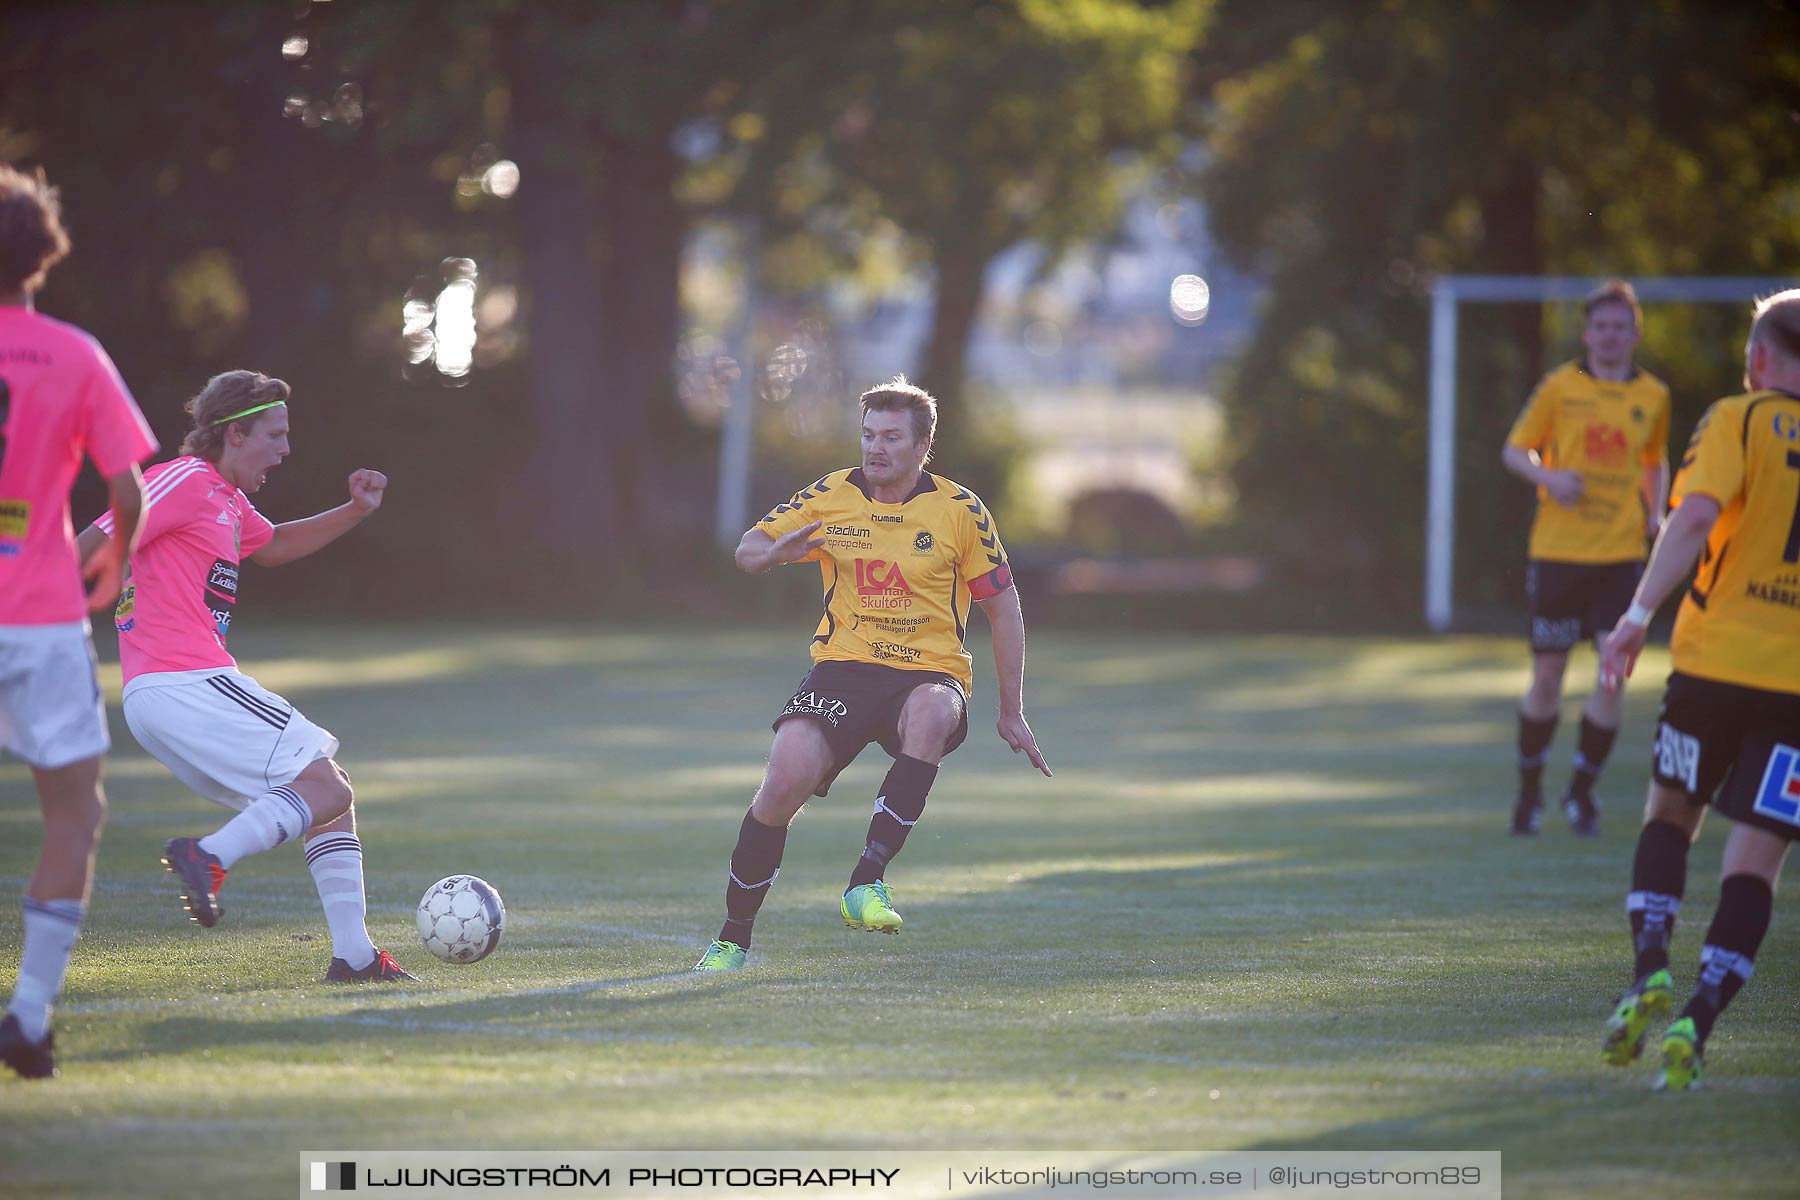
[199,785,313,868]
[305,832,377,969]
[8,898,85,1043]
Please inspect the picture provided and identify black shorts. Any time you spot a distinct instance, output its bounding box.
[772,660,969,797]
[1651,671,1800,842]
[1526,559,1642,653]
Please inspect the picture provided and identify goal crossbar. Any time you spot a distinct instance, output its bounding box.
[1424,274,1796,632]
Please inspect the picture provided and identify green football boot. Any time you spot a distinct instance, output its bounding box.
[693,939,747,972]
[841,880,903,934]
[1601,968,1674,1066]
[1654,1017,1702,1092]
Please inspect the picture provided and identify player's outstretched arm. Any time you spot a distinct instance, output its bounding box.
[81,464,145,611]
[1501,444,1584,507]
[735,520,824,575]
[252,468,386,568]
[975,585,1052,778]
[1598,493,1721,692]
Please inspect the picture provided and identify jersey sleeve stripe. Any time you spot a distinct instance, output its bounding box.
[97,459,205,535]
[138,461,206,511]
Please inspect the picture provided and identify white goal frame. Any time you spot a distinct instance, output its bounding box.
[1424,274,1796,632]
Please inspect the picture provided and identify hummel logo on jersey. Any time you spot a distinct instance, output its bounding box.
[1655,723,1701,793]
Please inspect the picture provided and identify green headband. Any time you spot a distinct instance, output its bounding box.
[210,400,287,427]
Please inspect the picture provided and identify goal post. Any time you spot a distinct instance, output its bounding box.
[1424,274,1796,632]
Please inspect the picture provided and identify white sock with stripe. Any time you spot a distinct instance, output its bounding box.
[199,785,313,869]
[8,898,86,1043]
[305,833,377,970]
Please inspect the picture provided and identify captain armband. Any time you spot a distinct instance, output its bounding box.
[968,563,1014,601]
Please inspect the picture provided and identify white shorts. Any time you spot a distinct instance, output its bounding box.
[0,620,109,770]
[123,668,340,810]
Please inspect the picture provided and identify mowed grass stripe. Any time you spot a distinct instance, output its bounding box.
[1,627,1795,1200]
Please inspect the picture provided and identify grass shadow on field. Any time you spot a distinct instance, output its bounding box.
[14,627,1794,1200]
[1243,1082,1800,1198]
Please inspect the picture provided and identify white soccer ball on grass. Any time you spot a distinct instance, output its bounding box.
[416,874,506,963]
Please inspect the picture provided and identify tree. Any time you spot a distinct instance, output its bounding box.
[1192,0,1800,620]
[729,0,1208,418]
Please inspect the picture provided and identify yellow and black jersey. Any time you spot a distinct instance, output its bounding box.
[1507,359,1671,563]
[756,468,1013,693]
[1669,389,1800,696]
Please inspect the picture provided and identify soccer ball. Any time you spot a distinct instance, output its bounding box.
[416,875,506,963]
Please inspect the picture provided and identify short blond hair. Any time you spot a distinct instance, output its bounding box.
[1750,288,1800,364]
[179,370,291,460]
[859,375,938,450]
[1584,279,1641,327]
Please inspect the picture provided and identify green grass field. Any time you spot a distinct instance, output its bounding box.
[2,627,1796,1198]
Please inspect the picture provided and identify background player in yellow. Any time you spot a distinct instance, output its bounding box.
[693,377,1052,971]
[1501,280,1670,836]
[1595,289,1800,1090]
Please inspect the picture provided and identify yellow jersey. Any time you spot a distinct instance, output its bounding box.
[1669,389,1800,696]
[1507,360,1670,563]
[756,468,1013,693]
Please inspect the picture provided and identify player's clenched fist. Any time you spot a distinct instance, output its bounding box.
[348,469,387,514]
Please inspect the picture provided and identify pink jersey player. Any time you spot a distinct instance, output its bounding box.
[0,164,154,1081]
[81,369,413,986]
[95,456,275,684]
[0,308,155,626]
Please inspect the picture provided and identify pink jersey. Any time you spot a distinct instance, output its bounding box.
[0,307,157,624]
[97,456,274,683]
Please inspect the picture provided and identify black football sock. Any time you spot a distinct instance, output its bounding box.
[1680,873,1773,1049]
[847,754,938,890]
[1569,715,1619,798]
[718,809,787,948]
[1627,819,1688,979]
[1517,711,1557,796]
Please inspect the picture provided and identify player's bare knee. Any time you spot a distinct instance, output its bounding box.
[899,686,961,756]
[46,796,106,851]
[1525,666,1565,709]
[755,758,817,816]
[751,783,808,828]
[328,770,354,819]
[1643,784,1703,837]
[296,757,354,824]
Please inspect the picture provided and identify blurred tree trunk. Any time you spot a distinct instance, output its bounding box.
[597,128,682,563]
[502,15,617,588]
[1470,156,1545,605]
[1483,155,1545,376]
[918,216,990,420]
